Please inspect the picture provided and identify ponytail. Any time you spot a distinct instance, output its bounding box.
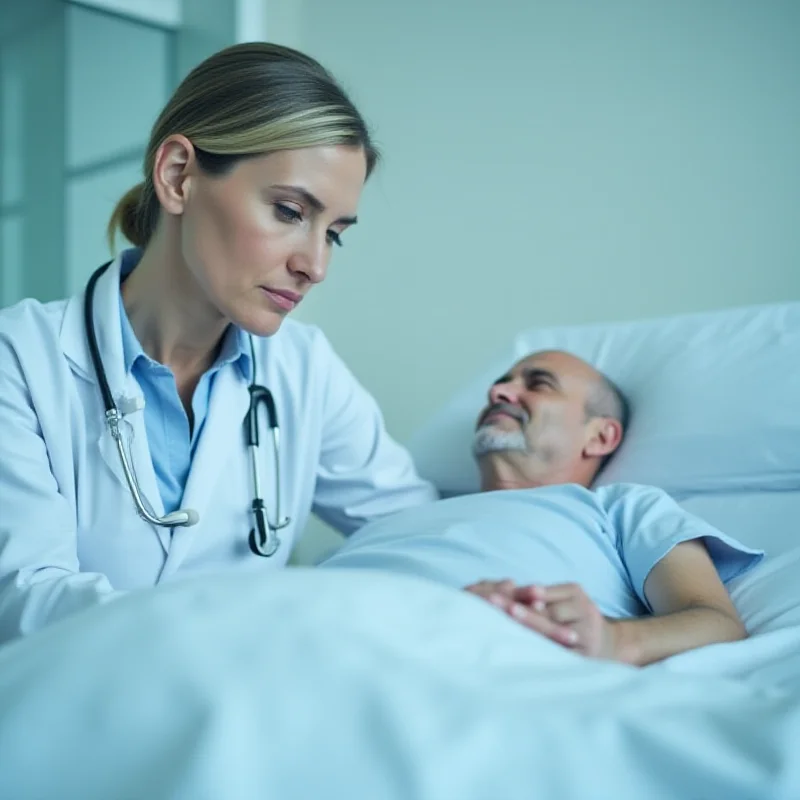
[106,182,147,251]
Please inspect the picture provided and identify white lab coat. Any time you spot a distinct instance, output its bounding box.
[0,255,437,643]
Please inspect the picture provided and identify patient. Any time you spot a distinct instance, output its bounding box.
[321,350,762,666]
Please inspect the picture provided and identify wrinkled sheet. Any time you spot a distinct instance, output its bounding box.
[0,567,798,800]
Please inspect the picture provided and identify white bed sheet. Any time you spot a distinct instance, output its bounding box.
[0,568,798,800]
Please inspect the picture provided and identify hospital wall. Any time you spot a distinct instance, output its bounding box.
[279,0,800,563]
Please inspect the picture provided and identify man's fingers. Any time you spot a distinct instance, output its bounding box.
[508,603,579,646]
[535,583,583,603]
[488,593,515,612]
[515,584,583,615]
[512,585,547,613]
[464,580,519,614]
[465,579,516,600]
[465,583,581,648]
[547,600,584,625]
[512,584,539,603]
[467,579,516,594]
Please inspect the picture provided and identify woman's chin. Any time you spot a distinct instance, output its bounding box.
[235,309,287,339]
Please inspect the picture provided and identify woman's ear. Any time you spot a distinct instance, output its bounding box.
[583,417,623,459]
[151,134,195,216]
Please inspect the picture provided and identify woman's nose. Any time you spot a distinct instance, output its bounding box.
[288,239,329,285]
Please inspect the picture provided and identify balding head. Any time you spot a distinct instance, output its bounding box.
[473,350,628,491]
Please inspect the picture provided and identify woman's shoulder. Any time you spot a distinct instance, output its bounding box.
[0,297,69,357]
[0,298,74,414]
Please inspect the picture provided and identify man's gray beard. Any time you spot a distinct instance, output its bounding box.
[472,426,529,457]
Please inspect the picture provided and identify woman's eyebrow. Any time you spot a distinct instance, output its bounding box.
[269,184,358,226]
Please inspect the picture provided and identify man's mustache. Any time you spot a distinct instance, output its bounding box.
[477,402,531,429]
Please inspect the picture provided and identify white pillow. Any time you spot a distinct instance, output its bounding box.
[676,490,800,558]
[408,302,800,498]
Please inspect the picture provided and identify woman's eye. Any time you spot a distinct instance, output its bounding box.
[327,230,343,247]
[275,203,302,223]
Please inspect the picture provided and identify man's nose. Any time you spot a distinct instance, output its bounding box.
[488,380,520,406]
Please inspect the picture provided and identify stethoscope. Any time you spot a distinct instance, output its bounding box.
[84,261,290,557]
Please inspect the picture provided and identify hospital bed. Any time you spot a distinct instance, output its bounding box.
[1,302,799,799]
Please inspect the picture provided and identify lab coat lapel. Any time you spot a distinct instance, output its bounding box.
[60,256,123,383]
[61,254,170,555]
[160,365,250,577]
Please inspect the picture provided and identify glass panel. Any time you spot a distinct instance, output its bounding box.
[66,159,142,294]
[1,214,23,306]
[66,4,170,170]
[15,1,67,303]
[0,44,23,208]
[68,0,182,29]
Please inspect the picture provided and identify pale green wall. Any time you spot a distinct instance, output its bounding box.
[284,0,800,564]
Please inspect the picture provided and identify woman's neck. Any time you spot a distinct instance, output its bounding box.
[121,235,227,380]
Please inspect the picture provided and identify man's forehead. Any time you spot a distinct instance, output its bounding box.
[510,350,597,382]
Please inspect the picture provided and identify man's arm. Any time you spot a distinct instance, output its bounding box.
[611,538,747,666]
[466,540,747,666]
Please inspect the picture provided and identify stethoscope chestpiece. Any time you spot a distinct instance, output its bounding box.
[245,380,290,558]
[249,500,280,557]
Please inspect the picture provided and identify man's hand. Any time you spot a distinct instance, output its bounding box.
[466,541,749,667]
[465,579,620,660]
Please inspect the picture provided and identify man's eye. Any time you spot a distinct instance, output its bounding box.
[275,204,302,223]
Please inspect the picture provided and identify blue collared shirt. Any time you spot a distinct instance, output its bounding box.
[118,249,252,514]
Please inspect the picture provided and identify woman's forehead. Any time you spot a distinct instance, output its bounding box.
[238,146,365,185]
[227,145,367,214]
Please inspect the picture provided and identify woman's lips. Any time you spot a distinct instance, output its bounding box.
[261,287,301,311]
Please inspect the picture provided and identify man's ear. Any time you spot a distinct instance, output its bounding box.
[583,417,623,459]
[151,134,195,217]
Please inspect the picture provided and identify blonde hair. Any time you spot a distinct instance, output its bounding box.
[108,42,379,250]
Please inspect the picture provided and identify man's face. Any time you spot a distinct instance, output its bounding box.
[473,351,601,472]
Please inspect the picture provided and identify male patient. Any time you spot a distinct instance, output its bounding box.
[321,350,762,666]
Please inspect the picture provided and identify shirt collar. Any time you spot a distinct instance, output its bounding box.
[117,247,253,382]
[218,325,253,383]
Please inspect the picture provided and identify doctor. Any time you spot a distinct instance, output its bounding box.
[0,42,436,643]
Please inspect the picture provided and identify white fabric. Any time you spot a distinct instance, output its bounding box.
[676,489,800,559]
[0,568,798,799]
[728,545,800,636]
[0,254,436,644]
[408,302,800,510]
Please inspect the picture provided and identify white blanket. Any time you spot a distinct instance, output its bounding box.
[0,568,798,800]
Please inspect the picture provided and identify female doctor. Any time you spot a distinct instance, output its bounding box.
[0,43,436,643]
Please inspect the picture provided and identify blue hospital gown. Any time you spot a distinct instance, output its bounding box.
[319,483,763,619]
